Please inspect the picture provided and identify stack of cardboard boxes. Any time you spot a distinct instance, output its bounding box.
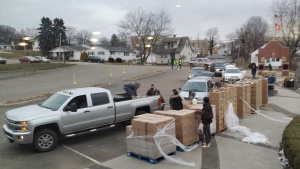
[234,83,251,118]
[126,114,176,159]
[261,78,268,105]
[153,109,199,146]
[209,90,226,132]
[248,79,262,112]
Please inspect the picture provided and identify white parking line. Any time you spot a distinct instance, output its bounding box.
[62,144,102,165]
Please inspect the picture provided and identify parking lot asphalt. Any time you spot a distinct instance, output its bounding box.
[1,64,299,169]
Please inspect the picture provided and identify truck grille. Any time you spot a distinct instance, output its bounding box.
[5,118,19,131]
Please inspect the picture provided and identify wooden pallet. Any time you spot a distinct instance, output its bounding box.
[217,127,227,133]
[176,141,200,152]
[127,151,176,164]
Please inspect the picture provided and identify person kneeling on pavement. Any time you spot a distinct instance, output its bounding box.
[198,97,213,148]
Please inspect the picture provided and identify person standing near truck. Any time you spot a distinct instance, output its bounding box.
[123,82,141,99]
[173,59,178,70]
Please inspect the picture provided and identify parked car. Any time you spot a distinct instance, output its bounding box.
[34,56,51,63]
[0,56,6,64]
[179,76,213,101]
[213,61,226,77]
[19,56,39,63]
[2,87,160,152]
[222,67,245,83]
[188,67,205,79]
[87,56,104,63]
[194,71,214,78]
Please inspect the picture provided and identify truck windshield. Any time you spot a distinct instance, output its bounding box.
[182,82,207,92]
[41,93,70,110]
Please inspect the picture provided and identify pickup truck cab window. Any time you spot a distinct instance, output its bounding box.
[91,92,109,106]
[41,93,70,110]
[66,95,88,109]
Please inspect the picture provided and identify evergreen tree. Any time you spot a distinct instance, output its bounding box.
[110,34,120,47]
[37,17,55,55]
[52,18,67,47]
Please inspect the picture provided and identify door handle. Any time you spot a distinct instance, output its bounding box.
[83,110,90,113]
[107,106,113,109]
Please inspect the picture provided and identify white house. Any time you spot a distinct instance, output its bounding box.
[32,39,40,51]
[217,42,232,56]
[86,46,135,62]
[152,36,194,64]
[250,44,267,66]
[50,46,88,60]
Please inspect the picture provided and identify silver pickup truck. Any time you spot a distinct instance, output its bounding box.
[3,87,160,152]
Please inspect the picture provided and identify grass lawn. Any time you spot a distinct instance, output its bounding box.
[0,49,43,59]
[0,63,76,72]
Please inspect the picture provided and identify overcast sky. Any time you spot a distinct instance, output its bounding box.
[0,0,274,41]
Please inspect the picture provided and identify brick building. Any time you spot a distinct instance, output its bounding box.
[257,40,290,76]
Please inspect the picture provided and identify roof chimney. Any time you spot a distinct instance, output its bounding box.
[174,34,176,37]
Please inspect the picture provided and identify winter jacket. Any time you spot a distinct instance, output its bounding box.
[169,96,183,110]
[200,102,213,124]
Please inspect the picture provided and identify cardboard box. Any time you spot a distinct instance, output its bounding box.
[126,125,132,136]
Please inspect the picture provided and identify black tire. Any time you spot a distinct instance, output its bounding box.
[33,129,58,152]
[135,110,147,116]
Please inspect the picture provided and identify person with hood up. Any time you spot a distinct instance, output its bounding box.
[198,96,213,148]
[123,82,141,99]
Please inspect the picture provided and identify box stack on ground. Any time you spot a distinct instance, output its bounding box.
[126,114,176,161]
[209,90,226,132]
[234,83,251,118]
[225,84,238,114]
[247,79,262,113]
[261,78,269,105]
[154,109,199,146]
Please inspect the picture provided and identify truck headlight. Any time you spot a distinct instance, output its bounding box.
[21,127,28,131]
[21,121,27,125]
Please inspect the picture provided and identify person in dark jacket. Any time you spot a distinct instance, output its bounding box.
[146,84,157,96]
[251,63,257,79]
[188,89,196,100]
[123,82,141,99]
[269,63,272,71]
[198,96,213,148]
[169,90,183,110]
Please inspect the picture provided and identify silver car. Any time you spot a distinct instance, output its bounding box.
[180,76,213,101]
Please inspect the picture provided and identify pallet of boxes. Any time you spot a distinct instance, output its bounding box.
[245,79,263,113]
[126,113,176,164]
[209,89,227,132]
[233,82,252,118]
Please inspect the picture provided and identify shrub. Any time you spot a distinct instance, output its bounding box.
[282,116,300,168]
[108,57,115,63]
[116,58,122,63]
[80,52,88,61]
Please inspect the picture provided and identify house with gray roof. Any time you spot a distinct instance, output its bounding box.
[152,36,194,64]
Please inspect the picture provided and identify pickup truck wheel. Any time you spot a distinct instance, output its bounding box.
[33,129,58,152]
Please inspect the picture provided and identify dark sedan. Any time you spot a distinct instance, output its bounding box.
[87,56,104,63]
[0,56,6,64]
[194,71,214,78]
[19,56,39,63]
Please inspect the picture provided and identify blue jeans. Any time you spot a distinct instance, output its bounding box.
[123,86,134,98]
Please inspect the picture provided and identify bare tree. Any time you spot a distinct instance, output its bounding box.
[65,26,77,45]
[236,16,268,62]
[100,37,109,46]
[206,27,219,55]
[75,30,92,45]
[20,28,39,39]
[118,8,173,64]
[271,0,300,68]
[0,25,17,45]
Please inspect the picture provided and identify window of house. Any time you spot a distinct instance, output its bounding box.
[124,52,129,56]
[276,58,280,61]
[98,51,105,55]
[91,92,110,106]
[272,58,276,62]
[168,42,173,48]
[110,51,115,55]
[88,52,94,55]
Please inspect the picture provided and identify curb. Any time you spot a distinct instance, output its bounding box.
[123,70,167,81]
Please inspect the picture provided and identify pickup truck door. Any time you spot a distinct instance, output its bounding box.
[61,95,91,133]
[89,92,115,127]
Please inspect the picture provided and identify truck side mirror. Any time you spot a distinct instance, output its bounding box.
[65,103,77,112]
[69,103,77,112]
